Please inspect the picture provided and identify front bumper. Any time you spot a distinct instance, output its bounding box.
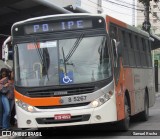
[16,97,117,128]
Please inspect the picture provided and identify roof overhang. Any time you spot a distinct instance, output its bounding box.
[0,0,88,35]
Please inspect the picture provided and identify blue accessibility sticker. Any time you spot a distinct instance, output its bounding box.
[60,71,73,84]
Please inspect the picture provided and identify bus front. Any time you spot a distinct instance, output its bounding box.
[12,14,116,128]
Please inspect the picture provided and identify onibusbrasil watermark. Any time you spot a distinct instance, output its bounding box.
[1,130,42,137]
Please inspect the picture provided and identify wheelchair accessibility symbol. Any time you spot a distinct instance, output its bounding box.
[60,71,73,84]
[63,75,72,84]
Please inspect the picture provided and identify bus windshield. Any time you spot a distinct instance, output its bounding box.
[14,36,111,87]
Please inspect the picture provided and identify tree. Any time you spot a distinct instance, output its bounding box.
[138,0,159,4]
[138,0,159,32]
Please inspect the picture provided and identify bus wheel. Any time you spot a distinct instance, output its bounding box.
[139,94,149,121]
[119,96,130,131]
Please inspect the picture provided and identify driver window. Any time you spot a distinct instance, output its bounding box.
[110,25,121,85]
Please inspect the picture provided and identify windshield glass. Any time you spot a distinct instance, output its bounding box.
[14,36,111,87]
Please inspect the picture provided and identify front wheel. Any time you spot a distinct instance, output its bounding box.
[118,96,130,131]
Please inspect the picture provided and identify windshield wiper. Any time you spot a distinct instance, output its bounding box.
[61,33,84,75]
[65,33,84,62]
[61,47,67,76]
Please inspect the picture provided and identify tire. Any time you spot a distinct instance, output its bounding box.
[118,96,130,131]
[139,94,149,121]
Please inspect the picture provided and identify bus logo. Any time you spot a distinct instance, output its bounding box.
[54,91,67,96]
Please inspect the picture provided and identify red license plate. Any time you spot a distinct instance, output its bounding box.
[54,114,71,120]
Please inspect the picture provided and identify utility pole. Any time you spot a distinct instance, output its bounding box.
[139,0,160,32]
[142,0,151,33]
[97,0,102,13]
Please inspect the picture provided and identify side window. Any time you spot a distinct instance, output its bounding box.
[110,25,117,40]
[129,34,133,49]
[136,36,139,50]
[123,31,127,48]
[145,40,152,67]
[140,38,147,67]
[122,31,129,66]
[128,33,136,67]
[119,29,124,47]
[134,35,141,67]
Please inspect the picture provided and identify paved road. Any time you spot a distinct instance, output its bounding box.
[1,94,160,139]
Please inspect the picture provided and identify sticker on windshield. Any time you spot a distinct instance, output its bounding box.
[27,41,57,50]
[40,41,57,48]
[60,71,73,84]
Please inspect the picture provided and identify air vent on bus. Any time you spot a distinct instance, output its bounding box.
[26,86,95,98]
[35,102,90,109]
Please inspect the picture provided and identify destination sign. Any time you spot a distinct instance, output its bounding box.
[24,19,93,34]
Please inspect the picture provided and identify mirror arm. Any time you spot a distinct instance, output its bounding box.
[2,36,12,70]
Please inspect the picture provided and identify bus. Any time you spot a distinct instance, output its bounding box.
[4,14,155,130]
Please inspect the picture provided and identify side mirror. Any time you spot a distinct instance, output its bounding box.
[112,39,122,57]
[2,36,12,70]
[116,42,122,57]
[8,47,13,60]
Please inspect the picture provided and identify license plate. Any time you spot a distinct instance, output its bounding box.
[68,95,87,103]
[54,114,71,120]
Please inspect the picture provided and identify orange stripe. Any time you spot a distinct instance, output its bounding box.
[106,15,127,30]
[14,90,61,106]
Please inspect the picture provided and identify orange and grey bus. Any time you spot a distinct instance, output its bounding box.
[5,13,155,130]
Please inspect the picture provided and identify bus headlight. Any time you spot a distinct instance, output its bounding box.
[15,99,36,112]
[91,91,113,108]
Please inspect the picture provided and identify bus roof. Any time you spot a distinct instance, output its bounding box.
[12,13,149,38]
[11,13,99,27]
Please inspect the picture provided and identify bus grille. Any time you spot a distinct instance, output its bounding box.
[35,102,90,109]
[26,86,95,98]
[36,114,90,124]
